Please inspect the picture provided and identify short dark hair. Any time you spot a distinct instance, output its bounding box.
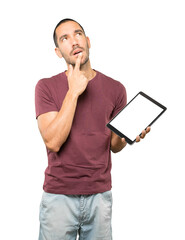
[53,18,86,47]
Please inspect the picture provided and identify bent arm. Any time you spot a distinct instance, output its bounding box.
[37,90,78,152]
[110,131,127,153]
[110,127,151,153]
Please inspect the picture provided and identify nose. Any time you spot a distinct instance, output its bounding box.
[71,36,78,47]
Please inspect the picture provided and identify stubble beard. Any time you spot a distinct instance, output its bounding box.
[67,50,89,67]
[60,43,90,67]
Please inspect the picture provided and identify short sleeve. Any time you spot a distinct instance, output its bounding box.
[35,79,58,119]
[111,82,127,119]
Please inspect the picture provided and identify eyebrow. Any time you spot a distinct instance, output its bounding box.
[74,29,83,34]
[59,29,84,41]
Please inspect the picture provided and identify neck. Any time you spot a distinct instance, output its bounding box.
[66,59,96,81]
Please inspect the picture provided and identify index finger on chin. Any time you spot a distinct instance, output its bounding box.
[74,52,82,71]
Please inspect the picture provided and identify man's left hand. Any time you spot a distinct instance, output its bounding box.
[135,126,151,143]
[111,126,151,153]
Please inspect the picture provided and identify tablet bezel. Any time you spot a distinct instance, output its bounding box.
[106,91,167,144]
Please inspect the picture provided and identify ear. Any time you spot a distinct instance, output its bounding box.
[55,48,63,58]
[86,36,91,49]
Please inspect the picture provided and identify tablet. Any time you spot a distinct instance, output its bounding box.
[106,91,167,144]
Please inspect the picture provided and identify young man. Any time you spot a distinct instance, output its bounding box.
[35,18,150,240]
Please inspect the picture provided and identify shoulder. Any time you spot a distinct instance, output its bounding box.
[96,70,126,93]
[35,72,66,91]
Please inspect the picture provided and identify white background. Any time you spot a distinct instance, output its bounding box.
[0,0,184,239]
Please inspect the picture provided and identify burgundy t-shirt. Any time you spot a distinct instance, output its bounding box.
[35,70,127,195]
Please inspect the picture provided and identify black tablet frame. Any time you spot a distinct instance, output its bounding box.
[106,91,167,144]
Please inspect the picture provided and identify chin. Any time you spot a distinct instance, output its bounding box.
[81,57,89,66]
[65,54,89,67]
[70,57,89,67]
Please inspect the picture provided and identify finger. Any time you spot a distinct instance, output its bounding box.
[68,64,73,77]
[121,138,126,144]
[146,127,151,133]
[140,130,146,139]
[121,138,127,147]
[136,136,140,142]
[74,52,82,71]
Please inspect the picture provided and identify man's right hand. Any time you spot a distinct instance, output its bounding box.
[67,53,88,97]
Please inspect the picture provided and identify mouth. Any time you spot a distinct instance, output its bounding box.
[72,48,83,56]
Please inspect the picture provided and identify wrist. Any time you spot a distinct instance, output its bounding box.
[67,90,79,100]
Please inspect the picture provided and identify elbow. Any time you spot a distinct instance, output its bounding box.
[48,146,60,153]
[45,141,61,153]
[43,134,67,153]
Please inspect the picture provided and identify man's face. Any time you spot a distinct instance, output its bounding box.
[55,21,90,67]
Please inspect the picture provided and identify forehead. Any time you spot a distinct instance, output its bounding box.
[56,21,83,37]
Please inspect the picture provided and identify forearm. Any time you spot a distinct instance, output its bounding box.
[110,133,127,153]
[43,90,78,152]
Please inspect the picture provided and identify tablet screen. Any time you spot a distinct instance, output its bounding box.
[107,92,167,144]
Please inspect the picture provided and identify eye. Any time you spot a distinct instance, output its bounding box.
[62,37,67,42]
[76,32,82,36]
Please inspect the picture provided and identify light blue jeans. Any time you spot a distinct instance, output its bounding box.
[39,190,113,240]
